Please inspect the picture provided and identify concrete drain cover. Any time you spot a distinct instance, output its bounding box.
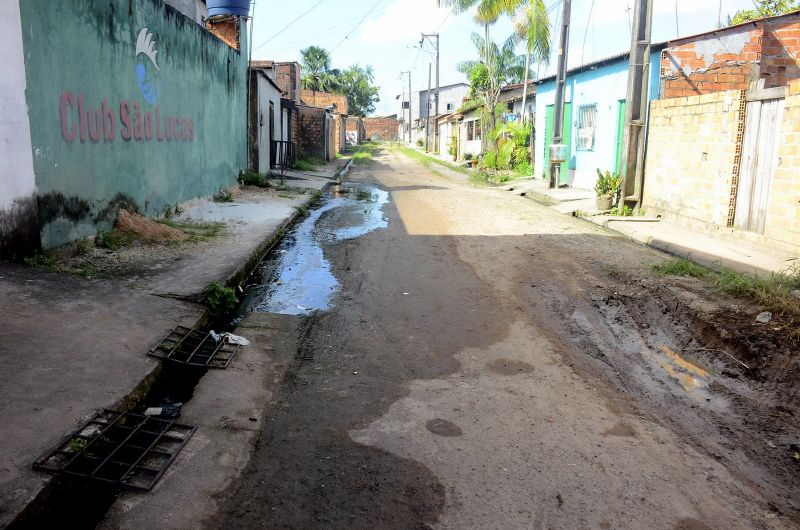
[34,409,195,491]
[149,326,239,368]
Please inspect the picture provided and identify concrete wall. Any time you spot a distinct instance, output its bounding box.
[364,117,399,141]
[763,80,800,247]
[18,0,248,248]
[163,0,207,24]
[534,51,662,188]
[0,1,38,258]
[661,13,800,98]
[249,72,282,172]
[642,90,744,228]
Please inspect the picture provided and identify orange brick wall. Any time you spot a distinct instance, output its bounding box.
[661,13,800,98]
[763,79,800,247]
[364,117,399,140]
[299,90,348,114]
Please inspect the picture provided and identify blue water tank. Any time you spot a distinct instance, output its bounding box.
[207,0,250,17]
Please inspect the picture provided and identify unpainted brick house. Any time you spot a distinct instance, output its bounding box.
[643,11,800,252]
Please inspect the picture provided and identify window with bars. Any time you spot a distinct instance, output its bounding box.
[576,104,597,151]
[467,120,481,141]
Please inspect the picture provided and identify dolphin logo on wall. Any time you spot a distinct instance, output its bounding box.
[135,28,160,104]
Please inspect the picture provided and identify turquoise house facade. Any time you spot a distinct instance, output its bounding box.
[533,47,664,190]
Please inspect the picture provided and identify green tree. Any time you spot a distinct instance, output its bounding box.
[300,46,340,92]
[728,0,798,24]
[512,0,550,123]
[337,65,380,116]
[300,47,380,116]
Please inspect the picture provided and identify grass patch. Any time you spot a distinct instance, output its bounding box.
[293,159,316,171]
[97,229,137,251]
[651,258,709,278]
[158,219,225,241]
[393,145,471,177]
[293,154,326,171]
[23,252,60,271]
[239,169,269,187]
[652,258,800,319]
[351,187,372,201]
[353,151,372,164]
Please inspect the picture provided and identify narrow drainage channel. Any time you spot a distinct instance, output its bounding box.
[10,183,389,529]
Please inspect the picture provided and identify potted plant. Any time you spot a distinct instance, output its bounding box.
[595,169,621,211]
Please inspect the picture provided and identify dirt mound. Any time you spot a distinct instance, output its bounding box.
[115,209,187,242]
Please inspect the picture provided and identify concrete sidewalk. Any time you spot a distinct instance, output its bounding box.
[0,162,345,527]
[505,178,798,276]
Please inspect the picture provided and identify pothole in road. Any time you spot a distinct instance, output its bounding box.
[426,418,464,437]
[234,183,389,318]
[486,358,536,375]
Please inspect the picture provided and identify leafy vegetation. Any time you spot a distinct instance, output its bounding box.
[202,282,239,314]
[651,258,709,278]
[300,46,380,116]
[594,169,622,199]
[96,228,136,251]
[239,169,269,187]
[394,145,471,177]
[728,0,798,24]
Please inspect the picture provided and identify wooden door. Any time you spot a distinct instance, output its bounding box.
[735,98,785,233]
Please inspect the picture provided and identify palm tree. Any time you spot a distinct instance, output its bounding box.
[300,46,340,92]
[513,0,550,123]
[440,0,550,122]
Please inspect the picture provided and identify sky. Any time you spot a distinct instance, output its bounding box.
[250,0,756,116]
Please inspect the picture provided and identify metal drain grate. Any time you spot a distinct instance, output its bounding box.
[149,326,239,368]
[34,409,195,491]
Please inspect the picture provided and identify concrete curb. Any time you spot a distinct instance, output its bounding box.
[10,179,334,527]
[575,212,780,277]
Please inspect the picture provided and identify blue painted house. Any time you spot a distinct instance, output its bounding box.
[533,46,665,189]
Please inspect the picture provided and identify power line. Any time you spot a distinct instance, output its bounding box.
[330,0,385,52]
[267,16,362,55]
[252,0,327,52]
[581,0,596,64]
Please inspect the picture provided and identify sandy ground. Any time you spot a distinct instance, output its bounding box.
[216,147,798,529]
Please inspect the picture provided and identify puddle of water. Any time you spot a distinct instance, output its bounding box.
[655,344,709,392]
[239,184,389,316]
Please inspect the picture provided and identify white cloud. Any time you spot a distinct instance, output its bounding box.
[361,0,454,44]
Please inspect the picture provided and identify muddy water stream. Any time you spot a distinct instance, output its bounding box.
[233,183,389,319]
[11,184,389,529]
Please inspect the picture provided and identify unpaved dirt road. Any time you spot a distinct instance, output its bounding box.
[218,146,799,529]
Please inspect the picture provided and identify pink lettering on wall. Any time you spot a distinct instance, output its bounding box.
[59,92,195,144]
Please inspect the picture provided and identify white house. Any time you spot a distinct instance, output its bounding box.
[397,82,469,147]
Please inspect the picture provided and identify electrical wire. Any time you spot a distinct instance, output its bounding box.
[581,0,596,65]
[330,0,386,52]
[252,0,327,52]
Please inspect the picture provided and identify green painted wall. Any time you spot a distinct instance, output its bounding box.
[19,0,248,247]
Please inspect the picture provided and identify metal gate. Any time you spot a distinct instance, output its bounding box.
[735,97,785,233]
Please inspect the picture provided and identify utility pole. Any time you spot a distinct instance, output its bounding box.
[421,33,440,152]
[619,0,653,207]
[401,71,411,144]
[549,0,572,189]
[425,63,432,152]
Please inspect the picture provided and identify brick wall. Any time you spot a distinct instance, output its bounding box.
[364,117,399,140]
[299,89,348,114]
[764,80,800,246]
[642,90,745,227]
[296,106,327,161]
[661,13,800,98]
[205,16,239,50]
